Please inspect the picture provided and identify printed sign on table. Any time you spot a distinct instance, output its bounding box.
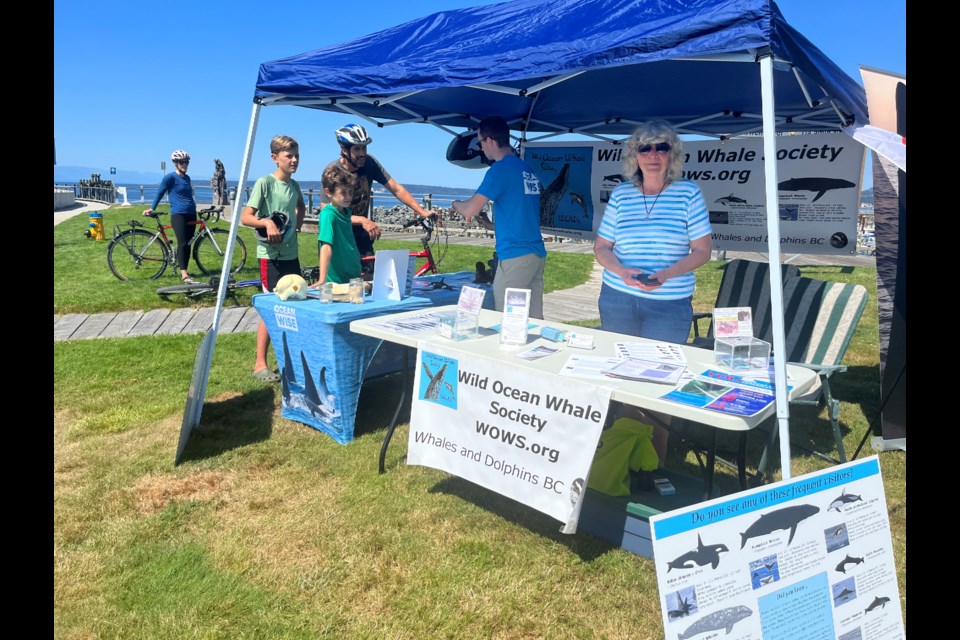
[408,344,613,530]
[650,457,904,640]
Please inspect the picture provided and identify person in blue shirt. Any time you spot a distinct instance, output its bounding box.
[143,149,199,283]
[451,116,547,318]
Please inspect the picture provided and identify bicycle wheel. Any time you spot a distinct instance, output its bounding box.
[107,229,170,281]
[193,229,247,276]
[156,282,216,298]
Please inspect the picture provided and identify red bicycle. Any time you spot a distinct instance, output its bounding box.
[106,206,247,281]
[359,214,445,279]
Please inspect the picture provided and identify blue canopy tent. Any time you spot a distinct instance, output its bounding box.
[198,0,880,477]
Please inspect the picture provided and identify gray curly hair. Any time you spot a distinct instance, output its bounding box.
[621,120,684,189]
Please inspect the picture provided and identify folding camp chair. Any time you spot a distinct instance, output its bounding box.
[690,259,801,348]
[756,277,869,478]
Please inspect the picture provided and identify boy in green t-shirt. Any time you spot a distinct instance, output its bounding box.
[313,163,362,285]
[240,135,306,383]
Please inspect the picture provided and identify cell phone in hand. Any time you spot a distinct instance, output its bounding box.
[631,272,660,285]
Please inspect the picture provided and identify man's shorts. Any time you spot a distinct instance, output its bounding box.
[259,257,303,293]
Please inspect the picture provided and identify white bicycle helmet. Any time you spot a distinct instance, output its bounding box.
[171,149,191,162]
[335,124,372,146]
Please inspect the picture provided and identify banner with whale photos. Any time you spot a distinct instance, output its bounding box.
[650,456,904,640]
[523,132,864,254]
[408,343,612,532]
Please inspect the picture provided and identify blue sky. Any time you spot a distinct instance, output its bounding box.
[54,0,905,189]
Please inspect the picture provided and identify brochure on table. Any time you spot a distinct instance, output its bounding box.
[661,369,791,417]
[372,249,416,301]
[650,456,904,640]
[408,342,612,533]
[500,288,531,345]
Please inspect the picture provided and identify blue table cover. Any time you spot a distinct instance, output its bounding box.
[252,293,432,444]
[251,271,494,444]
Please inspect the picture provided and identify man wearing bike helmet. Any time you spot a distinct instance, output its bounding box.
[144,150,199,283]
[322,123,439,274]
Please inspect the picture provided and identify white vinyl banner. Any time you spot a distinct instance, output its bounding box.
[408,344,613,528]
[524,133,864,254]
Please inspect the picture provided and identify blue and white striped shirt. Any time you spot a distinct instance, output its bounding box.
[596,179,711,300]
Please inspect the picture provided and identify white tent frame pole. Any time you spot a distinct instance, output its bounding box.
[759,54,793,479]
[188,101,262,429]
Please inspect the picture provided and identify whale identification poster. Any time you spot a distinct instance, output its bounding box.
[650,457,903,640]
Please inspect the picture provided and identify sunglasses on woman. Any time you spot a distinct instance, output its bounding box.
[637,142,672,155]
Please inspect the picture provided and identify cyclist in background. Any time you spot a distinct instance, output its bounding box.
[144,150,199,283]
[321,123,440,275]
[240,135,307,384]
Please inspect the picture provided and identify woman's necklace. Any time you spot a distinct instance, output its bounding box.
[641,181,666,219]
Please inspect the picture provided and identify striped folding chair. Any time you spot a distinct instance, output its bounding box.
[756,277,869,477]
[691,259,801,348]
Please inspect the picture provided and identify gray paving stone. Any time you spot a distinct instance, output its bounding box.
[54,314,87,341]
[155,308,196,335]
[100,311,145,338]
[70,313,118,340]
[128,309,171,337]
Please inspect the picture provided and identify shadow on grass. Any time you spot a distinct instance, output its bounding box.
[425,475,620,562]
[178,387,277,463]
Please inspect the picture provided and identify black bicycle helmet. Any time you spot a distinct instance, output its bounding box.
[254,212,289,241]
[335,124,372,146]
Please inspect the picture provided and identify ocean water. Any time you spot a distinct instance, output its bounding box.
[115,180,474,210]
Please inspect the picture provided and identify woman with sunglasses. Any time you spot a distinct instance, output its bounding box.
[143,149,199,283]
[592,121,712,470]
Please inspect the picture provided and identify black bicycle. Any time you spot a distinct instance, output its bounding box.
[156,267,318,301]
[156,275,261,302]
[107,206,247,281]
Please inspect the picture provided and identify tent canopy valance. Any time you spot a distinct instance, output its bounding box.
[254,0,868,141]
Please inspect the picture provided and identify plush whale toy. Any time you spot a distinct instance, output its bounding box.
[274,274,308,301]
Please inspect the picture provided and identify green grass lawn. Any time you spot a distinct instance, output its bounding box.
[54,205,595,315]
[54,208,905,638]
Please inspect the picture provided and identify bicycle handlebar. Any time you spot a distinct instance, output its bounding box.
[401,213,439,230]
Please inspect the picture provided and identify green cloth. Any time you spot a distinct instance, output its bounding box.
[587,417,659,497]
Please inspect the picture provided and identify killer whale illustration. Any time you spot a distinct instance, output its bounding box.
[678,605,752,640]
[667,594,694,619]
[865,596,890,613]
[714,193,747,206]
[666,534,729,572]
[778,177,856,202]
[422,361,452,401]
[836,554,864,574]
[602,174,623,183]
[540,163,570,226]
[298,353,339,419]
[828,488,863,511]
[282,332,296,385]
[740,504,820,548]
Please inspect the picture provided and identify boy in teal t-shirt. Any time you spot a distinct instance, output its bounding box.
[314,163,362,285]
